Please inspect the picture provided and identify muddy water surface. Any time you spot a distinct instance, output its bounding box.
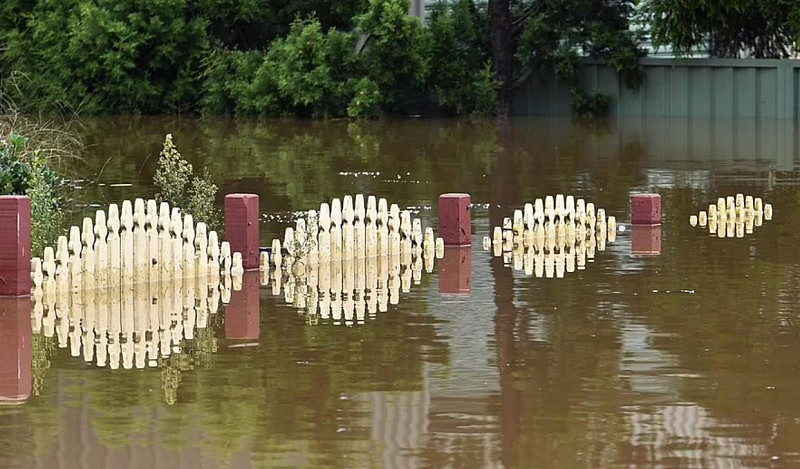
[2,117,800,468]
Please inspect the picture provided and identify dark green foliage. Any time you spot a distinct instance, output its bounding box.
[347,77,383,118]
[515,0,645,90]
[428,0,496,115]
[490,0,645,116]
[201,17,360,117]
[355,0,432,113]
[0,0,368,114]
[201,4,432,119]
[0,133,65,254]
[200,0,367,50]
[643,0,800,58]
[2,0,211,114]
[262,17,357,117]
[571,88,610,117]
[2,0,649,117]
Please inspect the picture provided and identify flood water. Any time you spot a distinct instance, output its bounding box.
[2,116,800,468]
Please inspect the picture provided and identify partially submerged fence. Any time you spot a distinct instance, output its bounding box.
[487,194,618,277]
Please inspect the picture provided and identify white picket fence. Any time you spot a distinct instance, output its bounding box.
[28,198,243,369]
[487,194,618,277]
[263,194,445,325]
[689,194,772,238]
[31,198,239,295]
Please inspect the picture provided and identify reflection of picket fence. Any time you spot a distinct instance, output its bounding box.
[31,264,235,369]
[488,194,618,277]
[31,198,241,295]
[263,194,445,326]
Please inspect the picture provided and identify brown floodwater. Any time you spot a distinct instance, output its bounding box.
[2,116,800,468]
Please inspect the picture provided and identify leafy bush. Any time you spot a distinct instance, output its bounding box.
[153,134,220,228]
[347,78,383,118]
[355,0,432,113]
[202,17,359,117]
[2,0,211,114]
[262,17,357,117]
[571,89,611,117]
[427,0,495,116]
[0,133,65,254]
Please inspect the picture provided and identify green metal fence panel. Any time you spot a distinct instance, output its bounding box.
[513,58,800,120]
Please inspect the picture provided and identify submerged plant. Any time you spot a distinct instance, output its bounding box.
[154,134,220,229]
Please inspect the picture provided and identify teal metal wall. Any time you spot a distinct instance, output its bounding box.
[512,58,800,119]
[512,58,800,166]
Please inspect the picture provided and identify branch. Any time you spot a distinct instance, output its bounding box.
[511,66,536,90]
[512,4,541,36]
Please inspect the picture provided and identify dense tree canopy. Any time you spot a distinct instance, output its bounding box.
[1,0,650,117]
[489,0,645,116]
[643,0,800,58]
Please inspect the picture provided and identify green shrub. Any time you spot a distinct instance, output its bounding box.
[0,133,65,254]
[347,78,383,118]
[2,0,210,114]
[355,0,432,113]
[427,0,494,116]
[262,17,357,117]
[571,89,611,117]
[153,134,220,228]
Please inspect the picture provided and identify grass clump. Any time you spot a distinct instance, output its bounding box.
[0,102,78,255]
[153,133,220,229]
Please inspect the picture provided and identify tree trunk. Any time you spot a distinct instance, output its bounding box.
[489,0,513,118]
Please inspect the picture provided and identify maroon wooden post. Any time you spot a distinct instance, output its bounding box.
[225,272,260,340]
[631,225,662,256]
[631,193,661,225]
[438,193,471,246]
[439,246,472,295]
[0,196,31,297]
[224,194,260,270]
[0,298,32,403]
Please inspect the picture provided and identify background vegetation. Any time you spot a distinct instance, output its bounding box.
[0,105,81,254]
[0,0,652,118]
[3,0,795,118]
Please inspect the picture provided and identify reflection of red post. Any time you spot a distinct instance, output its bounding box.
[631,193,661,226]
[438,193,471,246]
[0,298,32,403]
[0,196,31,297]
[225,272,260,339]
[439,246,472,295]
[224,194,260,270]
[631,225,662,256]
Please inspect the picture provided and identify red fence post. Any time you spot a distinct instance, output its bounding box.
[438,193,471,246]
[439,246,472,295]
[225,194,260,270]
[631,193,662,226]
[0,298,32,403]
[631,225,662,256]
[225,272,260,340]
[0,196,31,297]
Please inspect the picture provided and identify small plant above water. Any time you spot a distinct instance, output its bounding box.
[153,133,220,229]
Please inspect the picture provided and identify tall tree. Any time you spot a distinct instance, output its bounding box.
[643,0,800,58]
[488,0,644,117]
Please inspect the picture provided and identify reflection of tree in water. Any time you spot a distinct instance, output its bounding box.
[31,334,55,397]
[488,120,632,467]
[14,284,449,465]
[75,118,499,220]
